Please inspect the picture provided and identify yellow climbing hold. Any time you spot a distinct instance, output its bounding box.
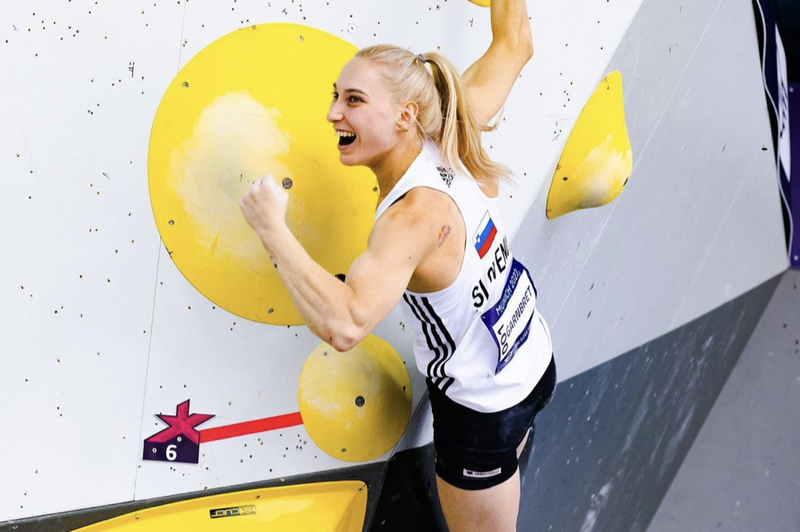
[75,481,367,531]
[148,23,377,325]
[468,0,490,7]
[298,335,412,463]
[546,70,633,219]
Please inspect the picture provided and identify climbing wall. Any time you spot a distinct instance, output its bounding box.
[0,0,649,524]
[0,0,790,529]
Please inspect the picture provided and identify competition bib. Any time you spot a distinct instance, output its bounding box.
[481,258,537,374]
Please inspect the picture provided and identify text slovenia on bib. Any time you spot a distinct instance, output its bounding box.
[481,257,538,374]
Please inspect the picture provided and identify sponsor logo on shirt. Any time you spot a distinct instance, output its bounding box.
[437,166,454,188]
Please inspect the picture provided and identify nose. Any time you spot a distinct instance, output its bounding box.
[327,99,343,124]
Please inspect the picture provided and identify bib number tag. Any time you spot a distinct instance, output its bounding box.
[481,258,537,374]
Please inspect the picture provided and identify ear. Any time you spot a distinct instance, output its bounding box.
[397,101,419,131]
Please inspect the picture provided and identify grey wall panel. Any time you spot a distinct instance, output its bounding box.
[648,270,800,532]
[515,275,781,532]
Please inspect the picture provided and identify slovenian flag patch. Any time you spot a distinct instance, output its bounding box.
[474,211,497,259]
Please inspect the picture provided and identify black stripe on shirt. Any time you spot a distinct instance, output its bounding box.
[441,377,455,393]
[409,295,449,379]
[420,296,457,381]
[403,294,445,380]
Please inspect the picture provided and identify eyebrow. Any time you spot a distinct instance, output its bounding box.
[332,83,369,97]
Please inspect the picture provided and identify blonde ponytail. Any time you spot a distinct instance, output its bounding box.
[355,45,513,186]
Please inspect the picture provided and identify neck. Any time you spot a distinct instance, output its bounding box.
[372,137,423,202]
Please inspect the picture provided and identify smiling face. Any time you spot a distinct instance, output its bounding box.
[327,58,405,169]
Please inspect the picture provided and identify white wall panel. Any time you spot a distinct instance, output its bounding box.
[135,257,418,498]
[663,0,788,328]
[135,255,320,498]
[515,0,787,381]
[0,0,184,520]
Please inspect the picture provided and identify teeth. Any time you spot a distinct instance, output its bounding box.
[336,131,356,138]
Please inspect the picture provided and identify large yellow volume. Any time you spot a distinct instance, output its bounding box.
[298,335,412,463]
[148,23,378,325]
[76,481,367,531]
[546,71,633,219]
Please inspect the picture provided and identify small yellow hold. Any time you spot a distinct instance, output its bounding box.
[546,70,633,219]
[468,0,490,7]
[298,335,412,463]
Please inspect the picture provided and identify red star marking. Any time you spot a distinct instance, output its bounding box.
[148,400,214,445]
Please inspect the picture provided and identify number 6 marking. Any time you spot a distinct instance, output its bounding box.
[166,445,178,461]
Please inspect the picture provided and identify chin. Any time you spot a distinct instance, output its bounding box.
[339,149,369,168]
[338,154,358,166]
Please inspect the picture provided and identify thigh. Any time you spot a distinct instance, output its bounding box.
[436,468,521,532]
[426,354,557,491]
[426,383,534,491]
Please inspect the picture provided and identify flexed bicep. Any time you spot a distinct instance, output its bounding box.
[338,199,439,349]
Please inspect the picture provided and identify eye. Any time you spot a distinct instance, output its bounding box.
[347,95,363,104]
[331,91,339,101]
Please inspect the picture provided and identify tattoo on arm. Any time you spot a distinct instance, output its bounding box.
[437,225,452,249]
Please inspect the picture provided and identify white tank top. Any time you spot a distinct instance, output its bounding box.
[375,142,553,413]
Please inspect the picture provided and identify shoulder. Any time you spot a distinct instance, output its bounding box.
[385,186,457,222]
[372,187,453,243]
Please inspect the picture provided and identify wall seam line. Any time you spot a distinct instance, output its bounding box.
[132,0,189,500]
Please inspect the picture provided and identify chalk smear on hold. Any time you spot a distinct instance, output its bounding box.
[169,91,292,263]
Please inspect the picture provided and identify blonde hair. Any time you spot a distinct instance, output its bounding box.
[354,44,513,185]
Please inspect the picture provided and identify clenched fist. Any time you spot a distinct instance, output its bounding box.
[239,175,290,239]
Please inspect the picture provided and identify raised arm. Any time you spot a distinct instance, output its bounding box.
[239,177,439,352]
[462,0,534,126]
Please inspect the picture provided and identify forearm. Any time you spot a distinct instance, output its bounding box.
[490,0,533,51]
[258,224,358,348]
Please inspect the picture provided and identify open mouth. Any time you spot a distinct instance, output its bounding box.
[338,132,357,147]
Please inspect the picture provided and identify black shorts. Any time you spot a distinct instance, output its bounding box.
[427,354,556,490]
